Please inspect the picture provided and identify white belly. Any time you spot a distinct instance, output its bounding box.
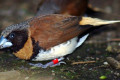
[32,37,78,61]
[32,34,89,61]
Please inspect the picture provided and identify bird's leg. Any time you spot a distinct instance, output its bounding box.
[29,57,66,68]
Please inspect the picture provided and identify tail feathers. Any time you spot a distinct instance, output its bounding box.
[79,17,120,26]
[76,34,89,48]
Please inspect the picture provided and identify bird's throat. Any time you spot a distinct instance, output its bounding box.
[13,37,33,60]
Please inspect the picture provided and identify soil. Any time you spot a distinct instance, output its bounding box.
[0,43,120,80]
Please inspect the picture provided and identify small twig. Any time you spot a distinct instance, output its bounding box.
[71,61,96,65]
[108,38,120,42]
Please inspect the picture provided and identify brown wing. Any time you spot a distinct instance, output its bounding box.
[29,14,90,49]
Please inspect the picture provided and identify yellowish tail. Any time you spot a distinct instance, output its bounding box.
[79,17,120,26]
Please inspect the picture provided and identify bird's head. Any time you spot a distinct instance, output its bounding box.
[0,21,29,52]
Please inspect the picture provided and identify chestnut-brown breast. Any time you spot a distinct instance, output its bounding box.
[29,14,91,50]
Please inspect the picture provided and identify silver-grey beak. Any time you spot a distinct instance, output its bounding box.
[0,36,13,49]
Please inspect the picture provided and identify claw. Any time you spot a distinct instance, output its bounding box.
[29,63,44,67]
[29,57,65,68]
[50,61,66,67]
[29,62,53,68]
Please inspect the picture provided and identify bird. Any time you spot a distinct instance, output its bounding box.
[36,0,88,16]
[0,14,120,68]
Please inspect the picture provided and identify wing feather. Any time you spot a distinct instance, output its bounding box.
[29,14,90,49]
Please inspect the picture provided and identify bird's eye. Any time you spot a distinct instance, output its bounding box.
[9,33,15,39]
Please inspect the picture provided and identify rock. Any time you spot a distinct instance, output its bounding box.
[0,70,20,80]
[103,62,109,65]
[116,54,120,61]
[30,76,54,80]
[106,57,120,69]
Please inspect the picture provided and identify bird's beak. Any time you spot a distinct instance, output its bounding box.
[0,36,13,49]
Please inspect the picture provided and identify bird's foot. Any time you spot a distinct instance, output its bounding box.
[29,57,66,68]
[50,61,66,67]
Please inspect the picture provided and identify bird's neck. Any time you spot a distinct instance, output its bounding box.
[13,37,33,60]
